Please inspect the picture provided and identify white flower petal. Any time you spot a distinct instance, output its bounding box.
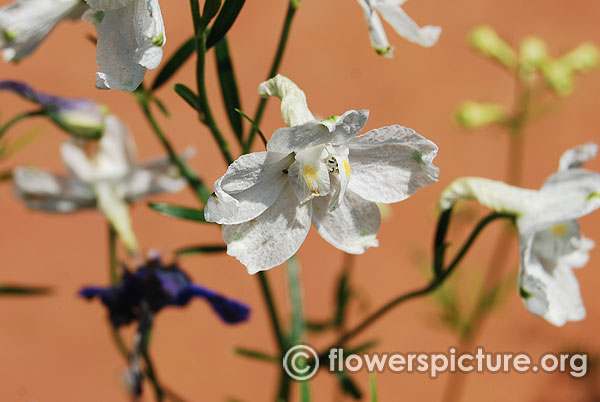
[348,125,439,203]
[558,142,598,171]
[13,167,95,212]
[133,0,165,70]
[375,2,441,47]
[222,184,312,274]
[326,145,351,211]
[123,149,191,201]
[519,233,586,326]
[205,152,293,225]
[267,110,369,154]
[94,3,147,92]
[258,74,315,127]
[85,0,132,11]
[356,0,392,56]
[312,190,380,254]
[0,0,87,62]
[287,145,331,204]
[61,115,133,183]
[94,182,137,251]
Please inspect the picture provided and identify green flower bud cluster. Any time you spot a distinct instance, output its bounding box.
[468,26,599,97]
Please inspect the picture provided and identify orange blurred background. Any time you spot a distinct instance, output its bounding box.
[1,0,600,401]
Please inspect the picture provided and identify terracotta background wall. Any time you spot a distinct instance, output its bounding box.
[1,0,599,401]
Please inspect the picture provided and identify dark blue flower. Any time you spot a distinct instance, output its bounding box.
[0,80,106,139]
[79,258,250,327]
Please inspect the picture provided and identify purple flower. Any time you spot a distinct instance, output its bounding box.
[0,80,106,139]
[79,257,250,327]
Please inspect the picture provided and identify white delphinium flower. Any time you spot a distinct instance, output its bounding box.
[439,143,600,326]
[84,0,165,92]
[0,0,88,62]
[13,114,187,251]
[205,75,439,274]
[356,0,441,57]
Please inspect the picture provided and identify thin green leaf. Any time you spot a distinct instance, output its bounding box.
[151,37,195,91]
[0,285,52,296]
[234,347,278,363]
[152,96,170,117]
[305,319,332,333]
[215,38,243,141]
[333,371,362,399]
[148,202,207,222]
[175,244,227,256]
[205,0,245,49]
[202,0,222,23]
[370,373,378,402]
[173,84,203,116]
[333,265,352,329]
[235,108,267,146]
[3,126,43,157]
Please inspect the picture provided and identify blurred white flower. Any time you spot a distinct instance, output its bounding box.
[439,143,600,326]
[84,0,166,92]
[205,75,439,274]
[13,115,187,251]
[0,0,88,62]
[356,0,441,57]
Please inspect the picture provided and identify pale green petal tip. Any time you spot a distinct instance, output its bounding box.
[322,115,339,124]
[375,46,393,57]
[2,29,17,42]
[152,32,165,47]
[519,285,532,299]
[586,191,600,201]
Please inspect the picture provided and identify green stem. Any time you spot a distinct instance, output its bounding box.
[0,109,45,140]
[441,83,530,402]
[257,271,287,353]
[322,211,515,351]
[189,0,233,165]
[243,2,298,154]
[108,224,119,285]
[136,93,211,203]
[140,323,165,402]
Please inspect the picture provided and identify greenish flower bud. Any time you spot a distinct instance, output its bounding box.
[455,101,507,129]
[561,42,599,73]
[469,25,517,70]
[520,37,548,67]
[540,59,574,97]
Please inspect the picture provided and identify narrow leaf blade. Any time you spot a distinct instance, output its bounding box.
[175,244,227,256]
[173,83,203,114]
[152,37,195,91]
[202,0,222,23]
[215,37,243,141]
[205,0,246,49]
[333,371,362,399]
[148,202,207,222]
[0,285,52,296]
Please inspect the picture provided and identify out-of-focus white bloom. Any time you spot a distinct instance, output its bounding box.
[13,115,187,251]
[356,0,441,57]
[0,0,88,62]
[439,143,600,326]
[85,0,165,92]
[205,75,439,274]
